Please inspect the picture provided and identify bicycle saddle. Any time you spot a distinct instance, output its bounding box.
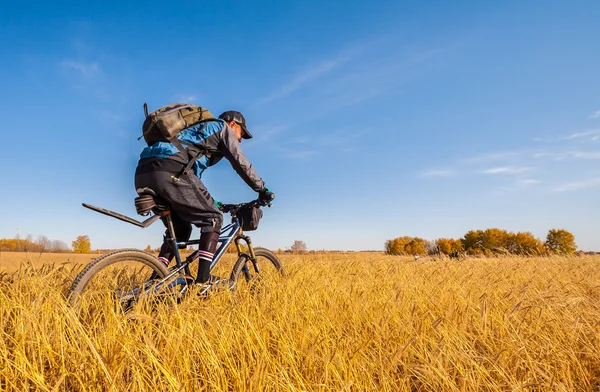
[136,187,157,197]
[135,187,169,215]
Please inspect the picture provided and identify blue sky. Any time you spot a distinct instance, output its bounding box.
[1,1,599,251]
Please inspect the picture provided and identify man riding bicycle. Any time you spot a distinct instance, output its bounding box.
[134,110,274,289]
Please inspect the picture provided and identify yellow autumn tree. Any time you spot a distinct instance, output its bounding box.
[448,238,463,253]
[545,229,577,254]
[481,228,510,253]
[72,235,91,253]
[405,238,427,255]
[436,238,452,254]
[462,230,483,254]
[435,238,464,255]
[506,232,544,255]
[386,236,428,255]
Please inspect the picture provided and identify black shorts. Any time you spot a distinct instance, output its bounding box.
[134,158,223,234]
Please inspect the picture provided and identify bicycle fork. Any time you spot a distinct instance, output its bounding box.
[236,234,261,281]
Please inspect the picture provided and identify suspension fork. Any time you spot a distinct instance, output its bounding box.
[235,234,260,279]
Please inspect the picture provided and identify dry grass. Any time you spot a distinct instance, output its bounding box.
[0,251,95,272]
[0,252,599,391]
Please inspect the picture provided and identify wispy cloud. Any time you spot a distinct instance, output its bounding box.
[565,129,600,140]
[306,46,452,116]
[255,38,452,111]
[464,151,520,163]
[554,177,600,192]
[534,129,600,143]
[588,110,600,119]
[421,123,600,194]
[532,150,600,161]
[59,57,113,101]
[420,169,456,178]
[517,179,542,185]
[246,124,288,147]
[57,37,134,104]
[255,46,363,105]
[482,166,533,175]
[174,95,197,102]
[532,152,552,158]
[255,38,453,159]
[60,60,100,78]
[568,151,600,159]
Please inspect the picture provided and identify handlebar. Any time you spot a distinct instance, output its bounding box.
[219,198,272,214]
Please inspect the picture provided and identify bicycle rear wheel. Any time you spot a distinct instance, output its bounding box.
[68,249,170,316]
[230,247,284,292]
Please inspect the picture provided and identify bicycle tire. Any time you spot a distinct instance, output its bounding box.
[68,249,170,311]
[230,247,284,290]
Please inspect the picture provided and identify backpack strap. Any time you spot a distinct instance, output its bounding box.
[170,123,214,181]
[138,103,151,140]
[179,143,213,176]
[137,115,161,141]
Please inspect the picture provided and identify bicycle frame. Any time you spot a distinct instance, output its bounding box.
[80,199,266,298]
[158,209,257,283]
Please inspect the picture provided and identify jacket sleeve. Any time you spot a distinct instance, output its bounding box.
[218,124,265,192]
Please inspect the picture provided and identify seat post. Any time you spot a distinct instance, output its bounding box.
[163,210,182,267]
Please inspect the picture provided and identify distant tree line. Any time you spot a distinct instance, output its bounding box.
[0,233,97,254]
[385,228,577,257]
[0,235,70,253]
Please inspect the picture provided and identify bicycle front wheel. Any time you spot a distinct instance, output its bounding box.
[68,249,169,316]
[230,247,284,292]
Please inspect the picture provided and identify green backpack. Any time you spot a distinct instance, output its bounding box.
[141,103,215,146]
[140,103,216,179]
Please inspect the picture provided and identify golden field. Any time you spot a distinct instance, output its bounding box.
[0,251,95,272]
[0,252,599,391]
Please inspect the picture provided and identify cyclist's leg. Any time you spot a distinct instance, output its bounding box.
[135,159,194,267]
[150,171,223,284]
[196,230,220,283]
[174,175,222,283]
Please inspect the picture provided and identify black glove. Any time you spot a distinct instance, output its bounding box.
[258,188,275,202]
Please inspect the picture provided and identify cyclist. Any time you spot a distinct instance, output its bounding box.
[134,110,274,289]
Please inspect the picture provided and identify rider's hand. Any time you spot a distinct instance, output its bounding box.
[258,188,275,203]
[215,200,224,211]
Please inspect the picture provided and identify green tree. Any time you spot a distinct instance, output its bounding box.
[545,229,577,254]
[72,235,91,253]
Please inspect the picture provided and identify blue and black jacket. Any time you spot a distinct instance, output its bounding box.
[139,119,265,192]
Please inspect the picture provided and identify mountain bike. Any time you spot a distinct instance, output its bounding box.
[68,187,283,313]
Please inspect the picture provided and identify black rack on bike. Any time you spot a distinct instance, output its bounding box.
[82,203,162,228]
